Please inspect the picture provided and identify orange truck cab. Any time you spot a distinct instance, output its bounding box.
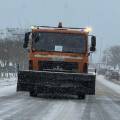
[17,23,96,99]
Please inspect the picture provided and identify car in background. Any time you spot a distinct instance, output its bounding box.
[105,70,120,81]
[97,68,107,75]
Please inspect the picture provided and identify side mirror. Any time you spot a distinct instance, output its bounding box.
[23,32,31,48]
[90,36,96,52]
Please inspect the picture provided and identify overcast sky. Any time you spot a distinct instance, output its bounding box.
[0,0,120,61]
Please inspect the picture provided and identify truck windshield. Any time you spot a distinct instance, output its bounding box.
[32,32,86,53]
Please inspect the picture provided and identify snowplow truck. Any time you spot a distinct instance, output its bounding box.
[17,23,96,99]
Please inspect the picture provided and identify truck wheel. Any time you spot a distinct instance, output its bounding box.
[30,90,37,97]
[78,94,85,99]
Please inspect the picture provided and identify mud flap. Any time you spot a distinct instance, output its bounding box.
[17,70,96,95]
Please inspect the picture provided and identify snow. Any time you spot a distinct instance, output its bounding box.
[38,101,87,120]
[0,77,17,97]
[0,85,16,97]
[0,77,17,87]
[97,75,120,94]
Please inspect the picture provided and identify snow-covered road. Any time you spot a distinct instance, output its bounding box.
[97,75,120,94]
[0,76,120,120]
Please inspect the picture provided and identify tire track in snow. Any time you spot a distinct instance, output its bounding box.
[40,100,87,120]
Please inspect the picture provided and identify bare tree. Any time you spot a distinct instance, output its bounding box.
[0,38,28,78]
[102,45,120,68]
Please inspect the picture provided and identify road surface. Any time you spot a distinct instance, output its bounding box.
[0,76,120,120]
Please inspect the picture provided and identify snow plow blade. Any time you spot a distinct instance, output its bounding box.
[17,70,96,95]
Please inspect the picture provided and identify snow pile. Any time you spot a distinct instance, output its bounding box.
[0,85,16,97]
[0,77,17,97]
[0,77,17,87]
[97,75,120,94]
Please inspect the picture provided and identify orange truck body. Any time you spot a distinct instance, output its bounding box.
[29,28,88,73]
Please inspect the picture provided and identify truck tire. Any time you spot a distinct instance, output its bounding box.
[78,94,85,99]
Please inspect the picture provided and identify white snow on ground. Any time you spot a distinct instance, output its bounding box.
[0,85,16,97]
[0,77,17,97]
[97,75,120,94]
[40,101,87,120]
[0,77,17,87]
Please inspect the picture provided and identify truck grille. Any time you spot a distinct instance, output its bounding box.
[39,61,78,72]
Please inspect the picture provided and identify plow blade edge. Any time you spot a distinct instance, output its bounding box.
[17,70,96,95]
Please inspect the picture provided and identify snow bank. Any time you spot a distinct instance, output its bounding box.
[0,77,17,87]
[0,77,17,97]
[0,85,16,97]
[97,75,120,94]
